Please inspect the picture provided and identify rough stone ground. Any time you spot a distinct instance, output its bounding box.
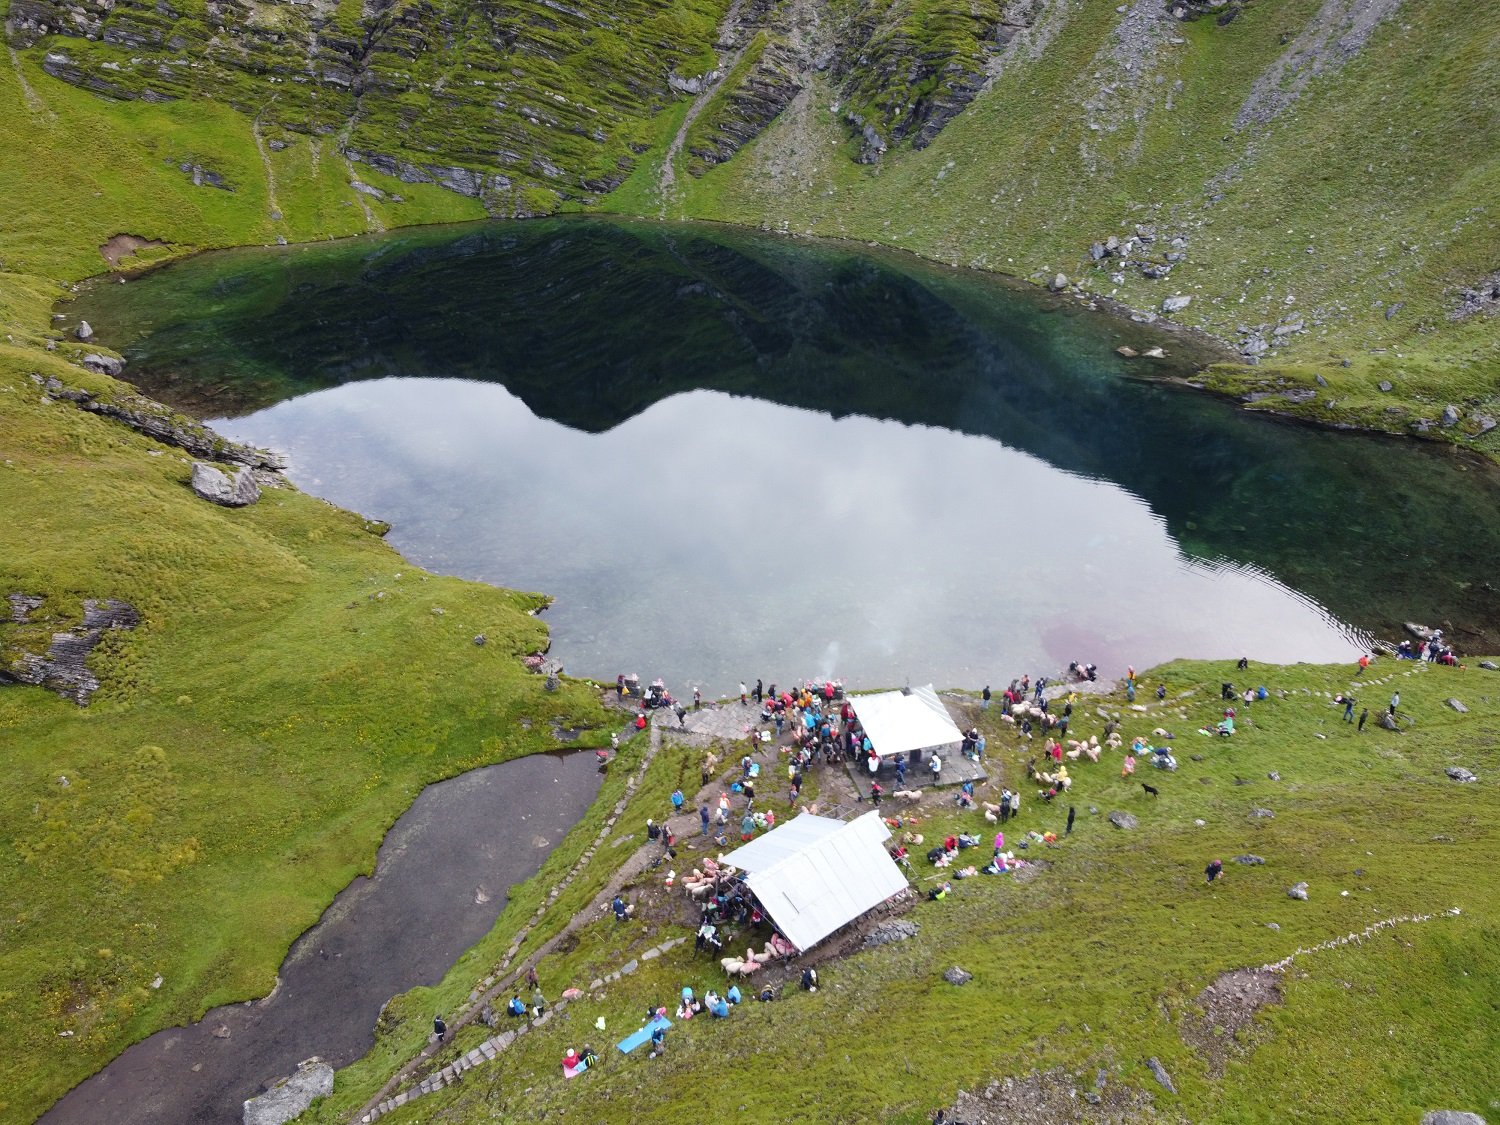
[943,1067,1161,1124]
[1177,967,1284,1077]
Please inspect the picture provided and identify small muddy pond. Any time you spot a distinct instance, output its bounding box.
[72,217,1500,694]
[41,751,602,1125]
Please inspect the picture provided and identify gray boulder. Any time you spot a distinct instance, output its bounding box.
[190,462,260,507]
[1420,1113,1486,1125]
[1445,767,1477,783]
[1146,1056,1175,1093]
[80,353,125,377]
[1441,404,1461,427]
[76,320,93,340]
[243,1057,333,1125]
[1446,698,1468,713]
[1234,855,1265,865]
[1288,882,1309,900]
[1048,273,1068,292]
[1249,807,1275,819]
[1474,413,1497,434]
[1379,711,1400,731]
[1480,661,1498,671]
[1090,242,1107,261]
[943,966,972,985]
[1378,381,1393,392]
[1161,295,1191,313]
[1108,811,1138,830]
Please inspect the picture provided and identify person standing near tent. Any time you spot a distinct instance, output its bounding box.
[894,757,906,788]
[740,813,756,841]
[870,780,883,808]
[929,753,942,779]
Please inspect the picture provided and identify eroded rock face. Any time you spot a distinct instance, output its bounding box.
[191,462,261,507]
[0,595,140,704]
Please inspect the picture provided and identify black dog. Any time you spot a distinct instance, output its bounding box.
[1141,782,1159,798]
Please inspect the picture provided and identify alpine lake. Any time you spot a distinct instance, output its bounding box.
[72,216,1500,697]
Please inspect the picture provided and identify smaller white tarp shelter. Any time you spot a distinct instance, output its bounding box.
[723,812,906,952]
[849,684,962,760]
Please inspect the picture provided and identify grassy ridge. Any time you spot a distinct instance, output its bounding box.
[361,658,1500,1123]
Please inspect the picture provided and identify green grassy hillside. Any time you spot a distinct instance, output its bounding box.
[316,658,1500,1124]
[652,0,1499,448]
[0,0,1498,1120]
[0,65,617,1120]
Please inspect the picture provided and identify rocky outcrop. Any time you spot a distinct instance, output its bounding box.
[685,37,804,175]
[0,594,140,705]
[243,1057,334,1125]
[35,373,283,469]
[191,462,261,507]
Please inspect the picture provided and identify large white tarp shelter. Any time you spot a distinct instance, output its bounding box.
[723,812,907,952]
[849,684,962,759]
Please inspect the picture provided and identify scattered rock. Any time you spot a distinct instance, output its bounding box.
[1234,855,1265,865]
[212,1024,232,1039]
[1108,811,1138,830]
[1441,404,1461,428]
[1473,413,1497,434]
[473,634,487,646]
[1479,661,1498,671]
[1378,711,1400,731]
[75,320,93,340]
[943,966,973,986]
[864,919,919,948]
[1445,767,1477,783]
[1048,273,1068,292]
[242,1057,334,1125]
[1267,771,1280,781]
[1162,295,1192,314]
[190,462,261,507]
[1314,374,1328,387]
[1420,1112,1487,1125]
[1446,698,1468,713]
[1378,381,1393,392]
[1116,345,1139,357]
[1249,807,1275,819]
[1091,242,1108,261]
[1265,921,1280,931]
[0,596,140,704]
[1145,1056,1175,1094]
[1287,882,1309,900]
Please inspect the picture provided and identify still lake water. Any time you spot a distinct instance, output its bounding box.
[73,218,1500,694]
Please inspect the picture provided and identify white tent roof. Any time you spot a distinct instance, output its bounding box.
[723,812,906,952]
[849,684,962,759]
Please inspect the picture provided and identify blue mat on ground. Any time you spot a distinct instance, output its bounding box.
[616,1015,671,1054]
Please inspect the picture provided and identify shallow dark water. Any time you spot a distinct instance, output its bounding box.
[73,217,1500,694]
[41,751,601,1125]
